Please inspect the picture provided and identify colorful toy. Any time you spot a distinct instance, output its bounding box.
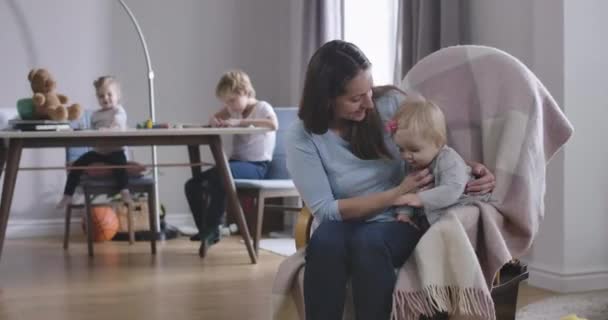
[136,119,170,129]
[16,98,36,120]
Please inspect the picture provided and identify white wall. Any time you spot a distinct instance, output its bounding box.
[467,0,565,100]
[0,0,113,219]
[467,0,535,67]
[562,0,608,290]
[0,0,296,225]
[106,0,294,216]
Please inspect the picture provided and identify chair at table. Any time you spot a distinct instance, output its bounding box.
[234,107,301,255]
[62,110,158,257]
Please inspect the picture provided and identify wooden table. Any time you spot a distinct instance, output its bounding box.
[0,127,268,264]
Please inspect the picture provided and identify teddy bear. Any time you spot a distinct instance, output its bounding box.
[28,68,81,121]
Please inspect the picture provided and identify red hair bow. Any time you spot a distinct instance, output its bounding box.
[385,119,398,134]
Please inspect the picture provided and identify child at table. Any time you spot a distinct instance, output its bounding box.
[184,69,278,258]
[57,76,131,208]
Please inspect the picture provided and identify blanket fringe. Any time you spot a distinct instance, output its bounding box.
[391,286,495,320]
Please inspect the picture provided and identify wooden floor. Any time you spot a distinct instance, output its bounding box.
[0,236,557,320]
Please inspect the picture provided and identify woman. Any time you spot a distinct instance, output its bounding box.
[286,40,494,320]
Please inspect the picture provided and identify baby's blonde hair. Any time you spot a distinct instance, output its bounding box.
[215,70,256,98]
[93,76,121,96]
[394,98,447,148]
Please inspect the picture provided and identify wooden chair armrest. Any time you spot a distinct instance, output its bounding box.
[295,207,313,250]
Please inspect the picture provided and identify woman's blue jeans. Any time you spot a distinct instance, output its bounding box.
[304,220,423,320]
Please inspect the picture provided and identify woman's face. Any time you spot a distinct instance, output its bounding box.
[333,69,374,123]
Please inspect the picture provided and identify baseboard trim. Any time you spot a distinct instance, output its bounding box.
[6,213,195,239]
[6,218,72,239]
[528,263,608,292]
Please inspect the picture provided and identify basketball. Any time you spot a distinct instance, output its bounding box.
[82,206,119,242]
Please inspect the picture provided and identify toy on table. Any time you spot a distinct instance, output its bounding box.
[27,68,81,121]
[136,119,170,129]
[13,98,72,131]
[16,98,36,120]
[135,120,212,129]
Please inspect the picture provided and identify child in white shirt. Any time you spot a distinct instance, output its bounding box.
[184,70,278,258]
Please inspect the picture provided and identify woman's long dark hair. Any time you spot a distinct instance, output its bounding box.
[298,40,398,160]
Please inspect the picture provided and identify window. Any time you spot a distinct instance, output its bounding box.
[344,0,399,85]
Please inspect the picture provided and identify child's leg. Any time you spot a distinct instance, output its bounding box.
[105,151,130,201]
[185,168,224,253]
[206,161,269,233]
[184,170,216,240]
[204,168,225,232]
[58,151,106,208]
[229,160,269,180]
[63,151,106,196]
[197,161,268,257]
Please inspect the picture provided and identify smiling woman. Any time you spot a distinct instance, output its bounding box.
[285,40,433,319]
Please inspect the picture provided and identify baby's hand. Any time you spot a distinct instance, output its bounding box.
[396,213,412,223]
[107,121,122,130]
[396,214,419,229]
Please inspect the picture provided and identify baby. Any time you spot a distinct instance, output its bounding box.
[389,98,492,227]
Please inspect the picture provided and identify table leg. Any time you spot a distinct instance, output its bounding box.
[0,139,6,178]
[208,136,257,264]
[0,139,23,260]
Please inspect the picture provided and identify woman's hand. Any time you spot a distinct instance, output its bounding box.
[393,193,423,207]
[466,162,496,195]
[398,168,433,194]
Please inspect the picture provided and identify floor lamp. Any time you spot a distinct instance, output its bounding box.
[117,0,176,239]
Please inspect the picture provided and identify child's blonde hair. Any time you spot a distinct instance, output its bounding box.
[215,70,256,98]
[93,76,121,96]
[394,98,447,148]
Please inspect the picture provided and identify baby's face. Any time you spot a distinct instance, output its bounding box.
[394,131,441,170]
[97,84,120,110]
[219,92,249,116]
